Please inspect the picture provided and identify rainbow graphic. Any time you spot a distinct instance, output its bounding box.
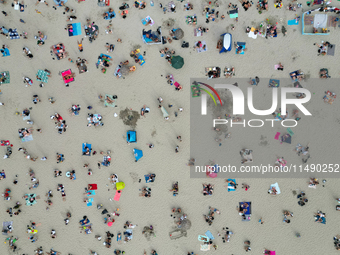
[197,82,223,106]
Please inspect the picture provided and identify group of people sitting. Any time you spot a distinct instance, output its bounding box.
[202,183,214,196]
[52,43,68,60]
[224,67,235,78]
[283,210,293,223]
[139,187,151,197]
[297,191,309,206]
[204,206,220,226]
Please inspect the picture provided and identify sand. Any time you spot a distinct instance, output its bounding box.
[1,0,340,254]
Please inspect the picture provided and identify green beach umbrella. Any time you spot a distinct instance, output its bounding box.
[171,56,184,69]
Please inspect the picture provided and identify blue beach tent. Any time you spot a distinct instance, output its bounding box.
[219,33,232,53]
[133,149,143,162]
[127,131,137,143]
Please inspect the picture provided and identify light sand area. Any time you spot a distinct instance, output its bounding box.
[1,0,340,254]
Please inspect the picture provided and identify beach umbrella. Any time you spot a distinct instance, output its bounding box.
[171,56,184,69]
[173,28,184,39]
[133,148,143,162]
[107,221,113,227]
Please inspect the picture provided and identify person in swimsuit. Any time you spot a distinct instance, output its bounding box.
[77,39,83,52]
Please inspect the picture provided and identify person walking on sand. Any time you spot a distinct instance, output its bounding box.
[175,146,179,153]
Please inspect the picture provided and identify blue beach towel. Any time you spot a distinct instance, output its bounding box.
[205,230,214,240]
[227,179,237,192]
[236,42,246,54]
[288,19,299,25]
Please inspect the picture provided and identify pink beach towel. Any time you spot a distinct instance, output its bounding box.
[174,81,181,88]
[114,190,122,201]
[274,64,280,70]
[274,132,280,140]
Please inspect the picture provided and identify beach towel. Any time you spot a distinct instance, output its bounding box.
[142,16,154,26]
[174,81,181,89]
[196,41,207,53]
[86,190,96,196]
[229,9,238,18]
[2,221,13,235]
[114,190,122,201]
[68,23,82,36]
[87,198,93,206]
[88,184,97,190]
[21,135,33,143]
[191,85,201,97]
[274,132,280,140]
[227,178,237,192]
[117,232,122,242]
[104,94,117,107]
[327,45,335,56]
[125,229,133,239]
[198,235,209,242]
[236,42,246,54]
[145,174,153,183]
[36,70,49,83]
[287,128,294,136]
[314,14,327,28]
[205,230,214,240]
[269,79,280,87]
[288,19,299,25]
[194,28,202,37]
[1,48,10,57]
[270,182,281,194]
[200,244,210,251]
[82,143,92,156]
[0,71,10,84]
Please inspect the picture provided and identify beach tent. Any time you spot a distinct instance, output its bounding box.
[302,8,335,35]
[171,56,184,69]
[219,33,232,53]
[116,182,125,190]
[133,148,143,162]
[127,131,137,143]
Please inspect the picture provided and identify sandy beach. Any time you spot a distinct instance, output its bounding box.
[1,0,340,254]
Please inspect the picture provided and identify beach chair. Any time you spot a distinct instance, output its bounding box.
[198,235,210,242]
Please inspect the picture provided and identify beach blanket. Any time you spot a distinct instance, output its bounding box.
[239,202,252,221]
[191,84,201,97]
[236,42,246,54]
[21,135,33,143]
[0,71,10,84]
[288,19,299,25]
[2,221,13,235]
[196,41,207,53]
[114,190,122,201]
[229,9,238,18]
[205,230,214,240]
[124,229,133,240]
[227,178,237,192]
[68,23,82,36]
[62,69,74,84]
[142,16,154,26]
[36,70,49,83]
[88,184,97,190]
[87,190,96,196]
[104,11,116,19]
[104,94,117,107]
[270,182,281,194]
[327,45,335,56]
